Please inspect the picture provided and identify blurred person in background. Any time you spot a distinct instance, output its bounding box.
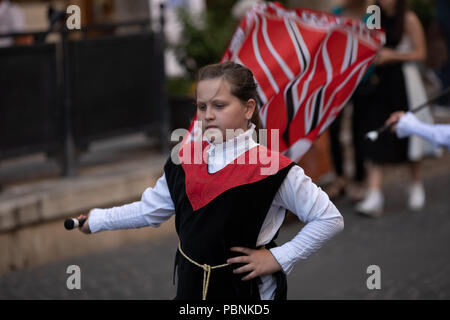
[325,0,374,202]
[435,0,450,108]
[356,0,436,217]
[0,0,29,47]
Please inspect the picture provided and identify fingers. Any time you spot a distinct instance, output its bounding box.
[231,263,259,281]
[227,247,260,281]
[80,220,91,234]
[232,264,254,275]
[227,247,253,264]
[241,270,258,281]
[393,111,405,119]
[230,247,253,255]
[227,247,277,281]
[386,111,405,127]
[77,215,88,232]
[227,255,251,265]
[386,118,397,131]
[77,215,91,234]
[386,114,398,125]
[385,116,394,126]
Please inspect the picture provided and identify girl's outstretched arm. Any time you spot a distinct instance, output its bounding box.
[79,173,175,234]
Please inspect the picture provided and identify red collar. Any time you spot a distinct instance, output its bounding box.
[179,141,293,211]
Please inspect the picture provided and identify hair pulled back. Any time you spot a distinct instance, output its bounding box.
[197,61,262,131]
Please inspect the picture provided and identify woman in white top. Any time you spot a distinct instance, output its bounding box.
[357,0,434,217]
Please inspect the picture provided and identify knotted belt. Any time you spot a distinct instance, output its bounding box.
[177,242,229,300]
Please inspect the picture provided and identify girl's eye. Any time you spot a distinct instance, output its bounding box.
[197,104,206,111]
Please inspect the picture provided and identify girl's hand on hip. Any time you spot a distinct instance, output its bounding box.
[227,246,283,281]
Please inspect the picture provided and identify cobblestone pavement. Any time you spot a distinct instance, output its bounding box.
[1,167,449,300]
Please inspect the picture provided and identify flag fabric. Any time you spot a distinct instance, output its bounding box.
[220,2,384,162]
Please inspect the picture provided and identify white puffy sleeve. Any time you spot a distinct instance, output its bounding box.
[269,165,344,274]
[88,173,175,233]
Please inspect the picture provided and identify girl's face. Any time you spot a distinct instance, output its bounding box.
[196,78,255,143]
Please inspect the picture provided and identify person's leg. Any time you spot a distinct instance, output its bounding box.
[408,161,425,210]
[329,112,344,177]
[349,96,368,202]
[352,100,366,183]
[367,162,383,190]
[325,112,347,198]
[355,161,384,216]
[409,161,422,182]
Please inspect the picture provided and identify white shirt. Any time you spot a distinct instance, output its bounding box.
[89,123,344,300]
[0,0,26,48]
[397,112,450,151]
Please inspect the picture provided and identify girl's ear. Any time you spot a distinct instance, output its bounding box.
[245,98,256,120]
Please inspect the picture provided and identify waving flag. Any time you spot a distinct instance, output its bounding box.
[221,2,384,161]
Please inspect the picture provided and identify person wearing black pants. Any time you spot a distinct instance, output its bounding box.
[326,0,371,201]
[327,81,371,201]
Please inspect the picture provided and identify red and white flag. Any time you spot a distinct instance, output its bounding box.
[220,2,384,161]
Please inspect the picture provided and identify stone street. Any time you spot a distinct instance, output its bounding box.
[1,161,449,300]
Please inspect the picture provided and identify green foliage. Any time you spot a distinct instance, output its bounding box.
[172,7,236,81]
[408,0,435,29]
[170,1,291,93]
[167,76,194,97]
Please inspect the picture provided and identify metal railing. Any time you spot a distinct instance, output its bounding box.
[0,4,170,178]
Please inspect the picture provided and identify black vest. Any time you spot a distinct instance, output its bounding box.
[164,141,296,300]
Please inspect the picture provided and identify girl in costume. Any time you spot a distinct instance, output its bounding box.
[78,62,344,300]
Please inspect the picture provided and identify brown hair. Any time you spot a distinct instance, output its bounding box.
[377,0,406,47]
[196,61,263,131]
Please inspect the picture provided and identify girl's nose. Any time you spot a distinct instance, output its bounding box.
[205,106,215,120]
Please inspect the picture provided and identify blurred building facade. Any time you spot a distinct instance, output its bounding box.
[10,0,342,75]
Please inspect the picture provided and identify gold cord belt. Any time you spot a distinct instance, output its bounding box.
[177,242,229,300]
